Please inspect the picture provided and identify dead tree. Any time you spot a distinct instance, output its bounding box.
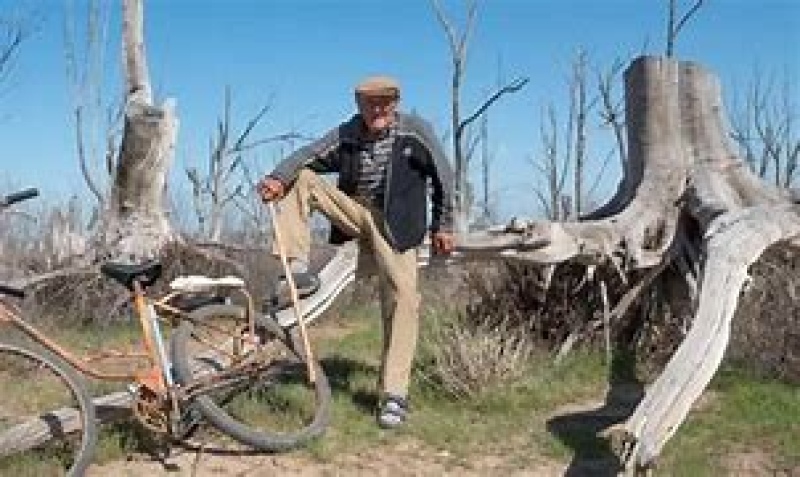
[459,55,800,470]
[585,58,629,221]
[665,0,705,58]
[186,87,275,242]
[570,49,591,217]
[431,0,528,232]
[730,68,800,188]
[94,0,178,261]
[477,112,492,225]
[531,50,597,221]
[531,105,569,221]
[64,0,120,206]
[431,0,476,232]
[186,87,314,245]
[597,59,628,170]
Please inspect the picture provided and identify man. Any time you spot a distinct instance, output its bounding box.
[258,75,455,428]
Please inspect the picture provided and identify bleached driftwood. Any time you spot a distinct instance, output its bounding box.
[271,242,359,328]
[624,205,800,466]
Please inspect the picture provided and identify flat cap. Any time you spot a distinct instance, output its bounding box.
[354,75,400,97]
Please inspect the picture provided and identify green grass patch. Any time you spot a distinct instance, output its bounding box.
[2,303,798,474]
[310,306,800,474]
[662,366,800,474]
[309,305,614,467]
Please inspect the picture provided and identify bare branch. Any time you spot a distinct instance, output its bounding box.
[532,187,553,219]
[430,0,460,59]
[0,25,22,71]
[229,132,316,154]
[457,77,529,137]
[457,0,478,60]
[74,107,103,203]
[587,149,616,199]
[231,95,275,151]
[666,0,705,57]
[65,0,117,202]
[596,58,627,167]
[674,0,705,38]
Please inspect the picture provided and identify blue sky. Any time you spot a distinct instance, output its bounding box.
[0,0,798,220]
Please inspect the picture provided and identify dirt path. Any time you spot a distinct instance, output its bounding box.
[87,438,568,476]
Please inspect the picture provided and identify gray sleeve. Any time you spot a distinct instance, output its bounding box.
[269,125,342,184]
[410,115,455,233]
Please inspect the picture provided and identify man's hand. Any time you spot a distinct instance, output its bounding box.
[431,231,455,256]
[257,176,286,202]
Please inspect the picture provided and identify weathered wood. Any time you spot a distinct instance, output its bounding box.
[268,241,357,328]
[457,56,799,469]
[95,0,178,261]
[612,61,798,468]
[0,391,131,455]
[625,206,800,466]
[459,58,691,269]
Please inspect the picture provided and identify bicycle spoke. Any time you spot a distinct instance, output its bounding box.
[170,304,331,451]
[0,344,96,476]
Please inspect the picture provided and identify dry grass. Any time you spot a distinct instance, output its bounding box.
[731,245,800,383]
[418,313,534,399]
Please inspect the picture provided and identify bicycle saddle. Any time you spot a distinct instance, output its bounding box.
[101,260,162,290]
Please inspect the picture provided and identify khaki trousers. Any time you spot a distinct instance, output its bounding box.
[272,169,420,397]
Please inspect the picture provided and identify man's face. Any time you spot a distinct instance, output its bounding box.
[357,94,398,133]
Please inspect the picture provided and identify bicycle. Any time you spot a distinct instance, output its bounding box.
[0,188,331,476]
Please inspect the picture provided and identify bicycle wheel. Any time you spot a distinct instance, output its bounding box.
[0,342,97,476]
[170,303,330,451]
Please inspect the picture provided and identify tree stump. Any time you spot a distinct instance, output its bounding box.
[457,55,799,469]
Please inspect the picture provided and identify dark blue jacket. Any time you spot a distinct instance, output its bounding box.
[269,113,454,251]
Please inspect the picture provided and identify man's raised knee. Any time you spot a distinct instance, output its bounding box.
[294,168,317,186]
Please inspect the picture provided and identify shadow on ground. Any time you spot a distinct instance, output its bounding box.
[322,355,380,414]
[546,351,645,476]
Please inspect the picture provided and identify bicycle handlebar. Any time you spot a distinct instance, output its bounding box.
[1,188,39,208]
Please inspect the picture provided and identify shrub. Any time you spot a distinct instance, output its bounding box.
[417,309,534,399]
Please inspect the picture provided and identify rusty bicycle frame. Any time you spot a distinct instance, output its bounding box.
[0,272,261,434]
[1,186,325,443]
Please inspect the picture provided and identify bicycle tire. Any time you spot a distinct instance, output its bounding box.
[170,303,331,451]
[0,342,97,476]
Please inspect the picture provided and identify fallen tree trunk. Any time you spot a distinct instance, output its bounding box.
[0,391,131,455]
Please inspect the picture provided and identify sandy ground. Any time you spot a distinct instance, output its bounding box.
[86,438,569,477]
